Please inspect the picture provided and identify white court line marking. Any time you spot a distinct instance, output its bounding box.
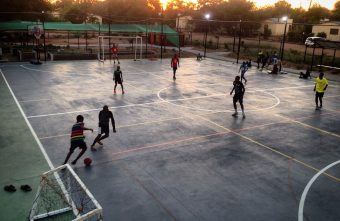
[27,100,166,119]
[20,65,57,73]
[298,160,340,221]
[39,116,185,140]
[27,85,284,118]
[19,98,51,103]
[0,69,54,169]
[157,86,281,112]
[38,106,340,140]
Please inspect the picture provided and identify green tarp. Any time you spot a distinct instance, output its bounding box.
[0,21,179,46]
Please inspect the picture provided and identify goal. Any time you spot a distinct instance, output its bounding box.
[28,164,103,221]
[98,35,143,62]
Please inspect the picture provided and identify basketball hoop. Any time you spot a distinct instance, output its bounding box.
[33,26,43,39]
[28,24,44,40]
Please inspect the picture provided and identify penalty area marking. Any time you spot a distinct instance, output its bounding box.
[298,160,340,221]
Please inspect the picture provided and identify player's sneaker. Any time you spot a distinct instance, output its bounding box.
[315,106,319,110]
[114,90,116,94]
[90,145,97,151]
[242,113,246,119]
[97,141,103,145]
[232,112,238,117]
[122,91,125,94]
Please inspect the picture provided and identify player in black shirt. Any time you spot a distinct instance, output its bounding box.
[114,66,125,94]
[230,76,246,118]
[91,105,116,150]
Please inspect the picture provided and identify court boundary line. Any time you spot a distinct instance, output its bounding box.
[298,160,340,221]
[0,69,54,169]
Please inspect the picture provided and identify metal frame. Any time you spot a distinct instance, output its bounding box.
[98,35,143,62]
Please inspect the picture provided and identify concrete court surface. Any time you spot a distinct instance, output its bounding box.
[1,58,340,221]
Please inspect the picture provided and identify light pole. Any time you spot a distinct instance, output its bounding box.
[177,13,181,57]
[159,9,164,60]
[280,16,288,63]
[236,20,242,64]
[203,13,210,58]
[42,11,46,61]
[232,26,236,52]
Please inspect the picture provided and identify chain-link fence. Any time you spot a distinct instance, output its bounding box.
[1,15,340,71]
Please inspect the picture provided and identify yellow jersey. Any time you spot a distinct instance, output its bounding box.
[315,77,328,93]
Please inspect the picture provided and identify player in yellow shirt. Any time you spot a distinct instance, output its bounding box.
[313,72,328,110]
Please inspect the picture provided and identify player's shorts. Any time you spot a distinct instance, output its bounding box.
[233,95,243,103]
[98,125,109,135]
[70,140,87,152]
[115,78,122,84]
[315,92,324,98]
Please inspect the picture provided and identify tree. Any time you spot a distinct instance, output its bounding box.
[331,1,340,21]
[0,0,51,21]
[263,25,272,39]
[64,7,87,23]
[273,0,292,17]
[305,4,330,23]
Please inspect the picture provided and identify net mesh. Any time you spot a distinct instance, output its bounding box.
[98,36,142,62]
[28,165,102,221]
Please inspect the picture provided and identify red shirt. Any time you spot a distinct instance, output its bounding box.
[111,47,118,54]
[171,57,179,68]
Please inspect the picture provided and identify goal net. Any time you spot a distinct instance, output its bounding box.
[98,35,143,62]
[28,164,103,221]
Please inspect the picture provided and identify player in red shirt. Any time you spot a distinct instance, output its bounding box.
[171,54,180,80]
[111,43,120,64]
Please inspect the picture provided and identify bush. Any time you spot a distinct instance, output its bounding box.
[224,43,229,50]
[317,32,327,38]
[207,40,213,49]
[263,26,271,39]
[193,40,201,47]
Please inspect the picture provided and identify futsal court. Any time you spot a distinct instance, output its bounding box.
[1,57,340,221]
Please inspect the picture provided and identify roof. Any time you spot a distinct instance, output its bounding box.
[0,20,177,34]
[0,20,180,46]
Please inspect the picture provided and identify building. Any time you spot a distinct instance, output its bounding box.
[176,16,193,31]
[261,18,293,36]
[312,22,340,41]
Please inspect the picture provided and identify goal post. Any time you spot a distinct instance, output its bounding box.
[98,35,143,62]
[28,164,103,221]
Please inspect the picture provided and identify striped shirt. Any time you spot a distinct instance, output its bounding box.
[70,122,85,142]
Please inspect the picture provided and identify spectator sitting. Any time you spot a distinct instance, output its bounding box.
[299,69,311,79]
[197,53,203,61]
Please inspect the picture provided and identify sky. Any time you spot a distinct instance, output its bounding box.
[161,0,337,9]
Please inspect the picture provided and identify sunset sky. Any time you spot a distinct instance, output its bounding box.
[160,0,337,9]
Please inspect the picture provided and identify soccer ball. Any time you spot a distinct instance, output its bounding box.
[83,157,92,166]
